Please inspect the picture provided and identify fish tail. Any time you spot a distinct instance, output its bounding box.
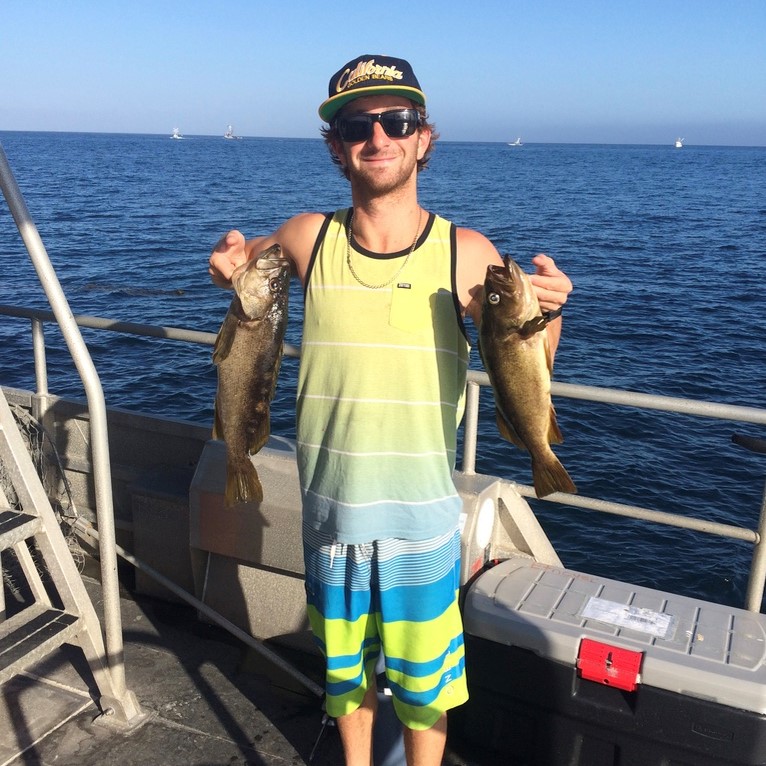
[224,461,264,506]
[531,454,577,498]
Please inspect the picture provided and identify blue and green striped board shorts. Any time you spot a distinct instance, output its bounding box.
[303,524,468,730]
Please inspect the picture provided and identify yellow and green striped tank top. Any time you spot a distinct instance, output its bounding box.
[296,208,470,543]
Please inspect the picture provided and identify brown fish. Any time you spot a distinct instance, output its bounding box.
[212,244,290,506]
[479,256,576,498]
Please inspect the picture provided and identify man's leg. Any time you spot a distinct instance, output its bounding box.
[403,713,448,766]
[375,528,467,765]
[303,528,380,764]
[336,684,378,766]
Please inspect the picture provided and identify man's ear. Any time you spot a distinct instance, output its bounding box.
[330,138,347,167]
[416,127,432,161]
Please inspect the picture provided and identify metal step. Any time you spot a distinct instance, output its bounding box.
[0,507,42,552]
[0,602,80,685]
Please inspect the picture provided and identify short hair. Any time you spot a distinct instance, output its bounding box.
[320,103,439,179]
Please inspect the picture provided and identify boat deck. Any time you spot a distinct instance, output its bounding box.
[1,572,479,766]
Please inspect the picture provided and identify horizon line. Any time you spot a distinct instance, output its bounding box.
[1,129,764,149]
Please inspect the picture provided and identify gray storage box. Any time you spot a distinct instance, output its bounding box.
[457,556,766,765]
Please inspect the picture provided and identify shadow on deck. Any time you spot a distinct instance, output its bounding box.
[1,572,343,766]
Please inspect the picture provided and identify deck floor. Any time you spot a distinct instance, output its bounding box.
[1,575,481,765]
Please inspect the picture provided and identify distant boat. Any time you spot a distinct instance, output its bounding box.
[674,137,684,148]
[224,125,242,140]
[171,128,184,140]
[508,137,523,146]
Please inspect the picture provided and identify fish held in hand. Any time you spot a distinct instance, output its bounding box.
[212,244,291,506]
[479,256,576,498]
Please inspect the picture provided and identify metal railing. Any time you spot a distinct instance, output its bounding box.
[1,301,765,612]
[0,145,137,718]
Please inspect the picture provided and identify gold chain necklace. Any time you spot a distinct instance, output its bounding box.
[346,208,422,290]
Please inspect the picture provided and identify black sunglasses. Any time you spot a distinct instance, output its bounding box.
[335,108,421,143]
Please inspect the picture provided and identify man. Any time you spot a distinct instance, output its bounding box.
[209,54,572,766]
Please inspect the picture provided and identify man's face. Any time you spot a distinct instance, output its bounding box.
[332,95,430,196]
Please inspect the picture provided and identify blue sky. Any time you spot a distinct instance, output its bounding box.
[2,1,765,145]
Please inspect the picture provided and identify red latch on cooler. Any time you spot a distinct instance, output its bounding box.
[577,638,642,692]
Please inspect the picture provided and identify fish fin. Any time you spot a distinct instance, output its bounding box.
[224,461,264,507]
[543,333,554,375]
[212,399,224,440]
[246,409,271,455]
[212,310,238,364]
[269,344,284,400]
[547,405,564,444]
[496,408,528,451]
[519,315,547,338]
[531,453,577,498]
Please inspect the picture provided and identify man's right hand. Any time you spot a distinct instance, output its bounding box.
[209,230,248,288]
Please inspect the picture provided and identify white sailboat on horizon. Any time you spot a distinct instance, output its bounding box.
[224,125,242,140]
[675,137,684,148]
[508,137,523,146]
[170,127,183,140]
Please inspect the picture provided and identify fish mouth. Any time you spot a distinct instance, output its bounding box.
[486,262,510,282]
[254,244,289,270]
[255,257,290,269]
[255,253,290,271]
[485,260,520,295]
[231,246,290,283]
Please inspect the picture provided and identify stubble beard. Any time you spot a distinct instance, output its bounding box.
[346,149,419,200]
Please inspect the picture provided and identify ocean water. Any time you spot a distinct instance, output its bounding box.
[1,131,765,610]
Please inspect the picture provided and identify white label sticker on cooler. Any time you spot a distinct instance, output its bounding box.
[581,597,676,639]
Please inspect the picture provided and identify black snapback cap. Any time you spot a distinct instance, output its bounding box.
[319,54,426,122]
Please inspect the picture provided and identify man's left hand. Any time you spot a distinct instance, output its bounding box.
[529,254,572,313]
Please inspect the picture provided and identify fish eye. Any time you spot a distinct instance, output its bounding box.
[488,292,501,305]
[269,278,281,290]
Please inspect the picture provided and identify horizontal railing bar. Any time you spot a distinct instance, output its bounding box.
[0,305,302,359]
[467,369,766,426]
[0,304,216,343]
[0,304,218,346]
[3,305,763,425]
[511,484,759,543]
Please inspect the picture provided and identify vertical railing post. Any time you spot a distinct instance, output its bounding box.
[31,317,48,397]
[30,317,50,424]
[462,379,480,475]
[745,478,766,612]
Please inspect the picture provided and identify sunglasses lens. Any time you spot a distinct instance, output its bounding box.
[380,111,419,138]
[338,118,371,142]
[337,109,420,142]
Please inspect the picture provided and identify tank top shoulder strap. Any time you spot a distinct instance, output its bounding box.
[303,211,338,294]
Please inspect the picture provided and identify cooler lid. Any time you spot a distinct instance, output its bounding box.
[463,556,766,714]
